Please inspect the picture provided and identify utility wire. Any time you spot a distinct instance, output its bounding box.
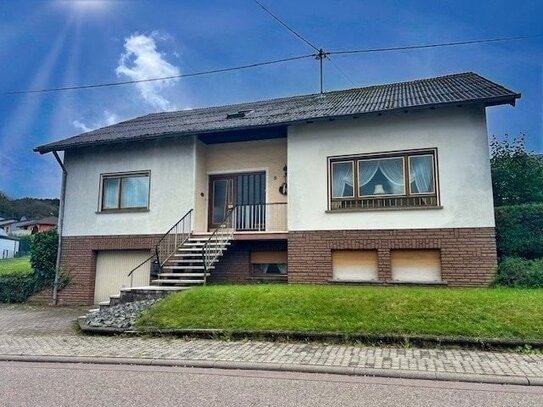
[327,56,356,87]
[4,54,314,95]
[329,35,538,55]
[252,0,320,52]
[252,0,356,91]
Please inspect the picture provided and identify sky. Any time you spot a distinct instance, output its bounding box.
[0,0,541,199]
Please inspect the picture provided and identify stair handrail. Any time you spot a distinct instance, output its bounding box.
[201,206,236,285]
[155,209,193,269]
[127,253,156,287]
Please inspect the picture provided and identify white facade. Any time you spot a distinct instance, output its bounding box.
[61,105,495,237]
[287,105,495,231]
[0,237,19,259]
[62,138,195,236]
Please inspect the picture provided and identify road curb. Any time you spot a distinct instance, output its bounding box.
[78,319,543,350]
[0,354,539,387]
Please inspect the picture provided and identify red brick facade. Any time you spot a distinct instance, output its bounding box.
[57,227,497,304]
[58,235,160,305]
[209,240,287,283]
[288,228,497,287]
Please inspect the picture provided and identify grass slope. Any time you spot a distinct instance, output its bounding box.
[137,285,543,340]
[0,256,32,276]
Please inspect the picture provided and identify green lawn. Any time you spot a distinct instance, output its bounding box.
[137,285,543,340]
[0,256,33,277]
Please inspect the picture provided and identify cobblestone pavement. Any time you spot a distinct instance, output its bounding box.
[1,305,542,380]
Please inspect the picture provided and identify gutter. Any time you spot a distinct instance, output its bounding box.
[52,151,67,305]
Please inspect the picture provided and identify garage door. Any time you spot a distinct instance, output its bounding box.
[94,250,151,304]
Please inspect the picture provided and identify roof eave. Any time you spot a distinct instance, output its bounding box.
[34,93,521,154]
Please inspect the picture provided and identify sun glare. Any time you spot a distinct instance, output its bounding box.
[56,0,113,14]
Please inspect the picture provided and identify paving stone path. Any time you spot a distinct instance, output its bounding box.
[1,305,542,381]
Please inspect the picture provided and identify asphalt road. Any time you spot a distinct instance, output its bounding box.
[1,361,542,407]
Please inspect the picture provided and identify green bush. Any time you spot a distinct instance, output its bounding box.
[495,204,543,259]
[30,229,58,285]
[0,274,38,303]
[494,257,543,288]
[16,235,33,256]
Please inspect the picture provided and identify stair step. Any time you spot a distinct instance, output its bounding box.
[162,265,211,270]
[184,241,231,246]
[152,279,205,284]
[158,273,209,277]
[166,258,205,263]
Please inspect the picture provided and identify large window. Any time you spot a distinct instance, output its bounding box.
[100,172,150,211]
[329,150,438,210]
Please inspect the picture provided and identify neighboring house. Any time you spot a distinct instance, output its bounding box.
[0,219,18,235]
[10,216,58,236]
[0,229,19,259]
[35,72,520,305]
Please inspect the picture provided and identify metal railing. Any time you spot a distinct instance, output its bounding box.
[234,202,287,232]
[127,254,156,288]
[155,209,193,268]
[202,206,236,284]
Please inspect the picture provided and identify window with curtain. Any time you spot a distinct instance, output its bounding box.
[358,157,405,196]
[331,161,354,198]
[101,172,150,211]
[329,150,438,210]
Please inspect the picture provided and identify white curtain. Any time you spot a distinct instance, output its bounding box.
[358,160,380,186]
[379,158,405,194]
[410,156,433,193]
[277,264,287,274]
[121,176,149,208]
[332,162,353,197]
[102,178,120,209]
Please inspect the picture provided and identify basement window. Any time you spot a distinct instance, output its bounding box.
[251,251,287,275]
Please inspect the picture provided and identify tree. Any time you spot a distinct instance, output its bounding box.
[490,134,543,206]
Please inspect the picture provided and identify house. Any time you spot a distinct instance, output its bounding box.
[10,216,58,236]
[0,219,18,235]
[35,72,520,305]
[0,229,19,259]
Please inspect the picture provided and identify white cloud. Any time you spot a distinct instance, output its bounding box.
[72,120,91,133]
[116,33,180,111]
[72,110,120,133]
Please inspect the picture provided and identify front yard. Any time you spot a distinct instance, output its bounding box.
[137,285,543,341]
[0,256,33,277]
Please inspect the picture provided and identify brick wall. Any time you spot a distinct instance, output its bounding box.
[210,240,287,283]
[58,235,160,305]
[57,227,496,304]
[288,228,497,287]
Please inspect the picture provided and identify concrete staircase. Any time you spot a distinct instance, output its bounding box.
[96,235,230,310]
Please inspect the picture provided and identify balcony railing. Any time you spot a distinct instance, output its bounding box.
[234,202,287,232]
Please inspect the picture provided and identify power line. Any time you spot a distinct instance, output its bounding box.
[329,35,538,55]
[4,54,314,95]
[252,0,319,52]
[328,56,356,87]
[252,0,356,92]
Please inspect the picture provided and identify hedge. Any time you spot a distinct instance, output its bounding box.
[493,257,543,288]
[0,230,60,303]
[0,274,39,303]
[495,203,543,259]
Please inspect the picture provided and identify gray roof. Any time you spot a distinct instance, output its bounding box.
[36,72,520,153]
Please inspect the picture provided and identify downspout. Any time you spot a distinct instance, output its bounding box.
[52,151,67,305]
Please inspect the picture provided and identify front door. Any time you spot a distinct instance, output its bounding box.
[208,172,266,231]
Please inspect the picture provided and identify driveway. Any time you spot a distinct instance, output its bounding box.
[0,304,85,336]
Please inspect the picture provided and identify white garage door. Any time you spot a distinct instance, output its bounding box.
[94,250,151,304]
